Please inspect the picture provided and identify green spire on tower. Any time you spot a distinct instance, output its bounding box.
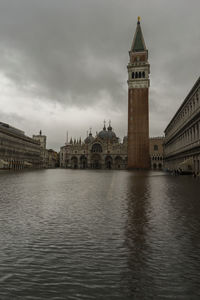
[131,17,146,52]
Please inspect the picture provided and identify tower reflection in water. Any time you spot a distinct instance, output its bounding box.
[123,171,152,298]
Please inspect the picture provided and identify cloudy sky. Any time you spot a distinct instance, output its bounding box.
[0,0,199,150]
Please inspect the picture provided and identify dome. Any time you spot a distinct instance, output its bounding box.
[84,133,95,144]
[98,123,117,140]
[98,129,108,139]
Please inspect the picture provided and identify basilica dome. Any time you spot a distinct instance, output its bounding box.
[98,123,117,140]
[84,132,95,144]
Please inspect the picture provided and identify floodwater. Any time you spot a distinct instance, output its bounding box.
[0,169,200,299]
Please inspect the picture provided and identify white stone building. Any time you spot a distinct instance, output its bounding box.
[164,77,200,174]
[32,131,48,168]
[0,122,42,169]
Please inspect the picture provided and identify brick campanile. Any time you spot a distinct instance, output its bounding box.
[127,17,150,169]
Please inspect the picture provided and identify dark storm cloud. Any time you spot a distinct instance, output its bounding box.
[0,0,200,146]
[0,0,129,107]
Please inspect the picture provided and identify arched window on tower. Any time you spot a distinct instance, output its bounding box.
[139,72,141,78]
[132,72,135,79]
[142,71,145,78]
[135,72,138,78]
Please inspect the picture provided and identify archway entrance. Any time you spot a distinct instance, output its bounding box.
[153,163,157,170]
[71,156,78,169]
[80,155,87,169]
[114,156,122,169]
[91,154,102,169]
[105,156,113,169]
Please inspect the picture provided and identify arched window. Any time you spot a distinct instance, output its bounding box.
[91,143,102,153]
[105,156,113,169]
[132,72,135,79]
[80,155,87,169]
[135,72,138,78]
[154,145,158,151]
[142,71,145,78]
[139,72,141,78]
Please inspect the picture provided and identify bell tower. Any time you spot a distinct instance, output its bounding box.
[127,17,150,169]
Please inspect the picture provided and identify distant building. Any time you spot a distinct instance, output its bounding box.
[33,131,59,168]
[47,149,59,168]
[149,137,164,170]
[60,122,128,169]
[127,17,150,169]
[33,130,47,167]
[0,122,42,169]
[163,77,200,174]
[33,130,46,149]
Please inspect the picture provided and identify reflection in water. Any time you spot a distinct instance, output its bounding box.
[124,173,200,299]
[124,172,151,298]
[0,170,200,299]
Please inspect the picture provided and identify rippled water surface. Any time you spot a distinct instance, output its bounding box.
[0,169,200,299]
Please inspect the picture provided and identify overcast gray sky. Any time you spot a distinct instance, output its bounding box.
[0,0,199,150]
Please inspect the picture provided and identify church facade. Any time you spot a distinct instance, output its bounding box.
[60,123,128,169]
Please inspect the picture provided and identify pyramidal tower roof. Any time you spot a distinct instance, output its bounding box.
[131,17,146,52]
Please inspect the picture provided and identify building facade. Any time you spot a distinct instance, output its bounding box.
[33,131,59,168]
[33,131,48,168]
[163,77,200,174]
[33,130,46,149]
[149,137,164,170]
[47,149,59,168]
[127,17,150,169]
[0,122,42,169]
[60,123,128,169]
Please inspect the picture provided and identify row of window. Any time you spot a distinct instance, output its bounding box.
[0,136,39,150]
[69,156,127,163]
[165,120,200,154]
[0,148,40,158]
[69,144,124,154]
[132,71,145,79]
[166,89,200,137]
[151,156,163,161]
